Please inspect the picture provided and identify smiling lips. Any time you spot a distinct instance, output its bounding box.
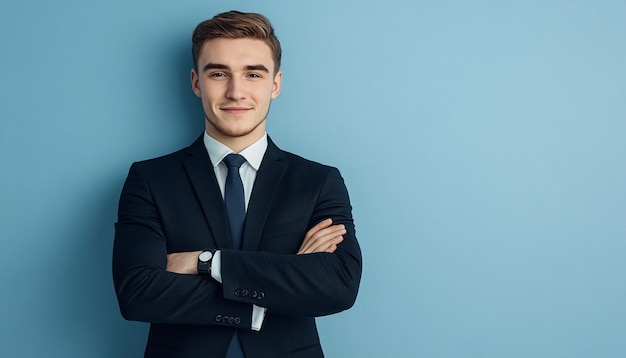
[221,106,252,115]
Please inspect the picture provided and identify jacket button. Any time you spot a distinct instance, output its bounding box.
[257,292,265,300]
[215,315,222,322]
[234,317,241,324]
[234,289,241,297]
[228,317,234,324]
[242,289,249,297]
[222,316,228,323]
[250,290,258,298]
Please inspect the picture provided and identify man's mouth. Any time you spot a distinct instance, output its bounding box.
[221,106,251,115]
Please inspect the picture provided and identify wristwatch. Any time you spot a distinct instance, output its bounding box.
[197,250,215,278]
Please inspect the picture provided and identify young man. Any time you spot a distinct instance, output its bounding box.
[113,10,362,358]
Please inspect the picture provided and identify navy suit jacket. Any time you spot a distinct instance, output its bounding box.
[113,135,362,358]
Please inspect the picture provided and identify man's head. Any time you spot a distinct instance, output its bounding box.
[190,11,283,152]
[192,11,282,74]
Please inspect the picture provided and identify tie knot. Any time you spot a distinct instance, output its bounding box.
[223,153,246,169]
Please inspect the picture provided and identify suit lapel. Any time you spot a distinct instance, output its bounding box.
[242,138,287,251]
[183,136,233,249]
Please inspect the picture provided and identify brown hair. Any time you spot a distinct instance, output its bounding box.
[192,10,282,73]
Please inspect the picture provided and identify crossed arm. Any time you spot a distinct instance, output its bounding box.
[166,218,346,274]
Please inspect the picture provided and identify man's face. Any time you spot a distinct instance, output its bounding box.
[191,38,282,150]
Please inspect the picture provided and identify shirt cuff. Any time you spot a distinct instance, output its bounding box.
[210,250,222,283]
[251,305,266,331]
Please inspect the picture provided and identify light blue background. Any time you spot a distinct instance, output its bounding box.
[1,1,625,357]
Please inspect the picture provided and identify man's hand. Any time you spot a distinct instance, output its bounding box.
[297,218,346,255]
[166,250,202,274]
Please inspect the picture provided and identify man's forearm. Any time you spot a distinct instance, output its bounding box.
[219,223,361,317]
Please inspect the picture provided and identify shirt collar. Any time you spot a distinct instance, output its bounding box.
[203,132,268,170]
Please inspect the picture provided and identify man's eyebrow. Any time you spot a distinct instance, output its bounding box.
[201,63,270,73]
[202,63,229,72]
[245,65,270,73]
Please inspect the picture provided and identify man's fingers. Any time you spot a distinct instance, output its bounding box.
[300,220,333,253]
[300,224,344,253]
[298,225,346,254]
[321,235,344,253]
[312,236,343,254]
[304,218,333,240]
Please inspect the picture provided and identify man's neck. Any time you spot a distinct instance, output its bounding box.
[205,129,265,153]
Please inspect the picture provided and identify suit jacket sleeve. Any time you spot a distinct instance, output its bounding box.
[112,162,253,327]
[220,166,362,317]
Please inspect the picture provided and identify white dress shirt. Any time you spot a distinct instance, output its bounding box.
[203,131,267,331]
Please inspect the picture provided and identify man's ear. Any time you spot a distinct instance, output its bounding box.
[271,71,282,99]
[191,69,201,98]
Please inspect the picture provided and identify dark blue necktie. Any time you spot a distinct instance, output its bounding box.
[223,153,246,250]
[222,153,246,358]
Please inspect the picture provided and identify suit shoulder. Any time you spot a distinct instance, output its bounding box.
[281,150,327,167]
[279,150,340,177]
[129,138,204,173]
[132,147,188,168]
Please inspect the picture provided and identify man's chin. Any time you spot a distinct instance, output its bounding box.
[219,127,254,138]
[208,125,264,140]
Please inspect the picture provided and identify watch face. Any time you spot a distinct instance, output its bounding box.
[199,251,213,262]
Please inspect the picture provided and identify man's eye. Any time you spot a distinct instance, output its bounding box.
[247,73,261,79]
[210,72,227,78]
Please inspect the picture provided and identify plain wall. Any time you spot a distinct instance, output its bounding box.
[1,0,625,357]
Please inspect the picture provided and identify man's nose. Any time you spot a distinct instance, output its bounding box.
[226,77,246,100]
